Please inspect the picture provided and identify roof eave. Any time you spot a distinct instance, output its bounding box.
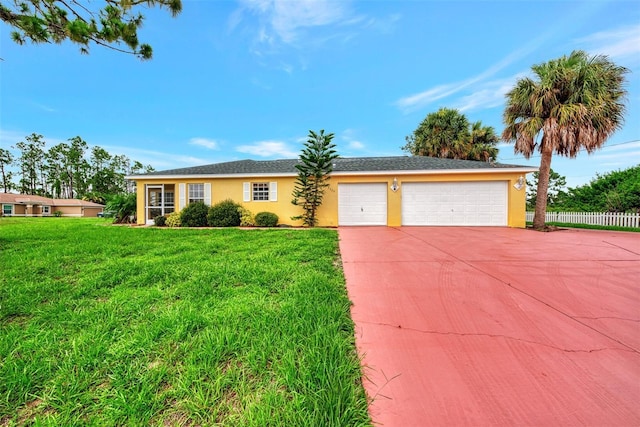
[127,166,538,181]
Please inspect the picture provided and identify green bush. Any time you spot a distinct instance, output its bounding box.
[54,211,63,217]
[165,211,181,227]
[255,212,279,227]
[208,199,241,227]
[105,193,137,224]
[153,215,166,226]
[180,201,209,227]
[238,206,255,226]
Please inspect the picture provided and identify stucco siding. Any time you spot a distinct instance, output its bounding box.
[135,171,529,228]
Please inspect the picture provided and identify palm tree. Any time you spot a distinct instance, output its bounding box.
[502,50,628,230]
[403,108,499,162]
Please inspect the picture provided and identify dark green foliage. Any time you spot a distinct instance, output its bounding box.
[207,199,241,227]
[153,215,166,227]
[0,0,182,59]
[558,165,640,212]
[5,133,152,200]
[255,212,279,227]
[402,108,499,162]
[105,193,136,224]
[527,169,567,209]
[180,201,209,227]
[291,130,339,227]
[503,50,628,229]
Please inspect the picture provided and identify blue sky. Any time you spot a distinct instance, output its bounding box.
[1,0,638,188]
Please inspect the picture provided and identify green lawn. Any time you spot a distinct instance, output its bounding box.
[0,218,371,426]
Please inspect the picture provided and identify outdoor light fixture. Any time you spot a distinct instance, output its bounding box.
[390,177,399,192]
[513,176,525,190]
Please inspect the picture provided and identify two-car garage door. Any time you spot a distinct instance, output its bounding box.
[338,181,507,226]
[401,181,507,226]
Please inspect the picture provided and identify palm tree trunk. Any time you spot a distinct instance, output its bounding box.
[533,147,553,229]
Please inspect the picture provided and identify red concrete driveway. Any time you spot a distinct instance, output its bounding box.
[339,227,640,426]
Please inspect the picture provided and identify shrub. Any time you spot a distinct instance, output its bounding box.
[255,212,279,227]
[54,211,63,217]
[238,206,255,226]
[105,193,137,224]
[207,199,241,227]
[165,211,181,228]
[180,201,209,227]
[153,215,166,226]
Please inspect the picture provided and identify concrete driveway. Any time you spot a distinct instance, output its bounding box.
[339,227,640,426]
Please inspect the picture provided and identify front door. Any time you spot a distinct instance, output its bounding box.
[145,184,175,224]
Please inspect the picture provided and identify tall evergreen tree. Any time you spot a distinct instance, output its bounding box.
[0,148,14,193]
[291,130,339,227]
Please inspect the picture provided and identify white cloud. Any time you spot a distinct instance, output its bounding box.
[395,29,553,113]
[239,0,351,45]
[455,73,528,112]
[575,24,640,66]
[340,128,366,151]
[348,140,365,150]
[236,140,298,157]
[189,137,220,150]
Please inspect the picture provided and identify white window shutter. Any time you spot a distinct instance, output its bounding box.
[269,182,277,201]
[243,182,251,202]
[179,183,186,210]
[204,183,212,205]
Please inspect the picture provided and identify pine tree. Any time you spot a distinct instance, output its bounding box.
[291,130,339,227]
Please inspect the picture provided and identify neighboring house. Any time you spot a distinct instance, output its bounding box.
[128,156,537,227]
[0,193,104,217]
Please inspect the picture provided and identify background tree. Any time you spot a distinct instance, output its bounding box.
[502,50,628,230]
[14,133,46,195]
[0,148,14,193]
[0,0,182,59]
[291,130,339,227]
[559,165,639,213]
[526,169,567,209]
[402,108,499,161]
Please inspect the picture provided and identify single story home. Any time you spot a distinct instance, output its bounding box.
[0,193,105,217]
[127,156,537,227]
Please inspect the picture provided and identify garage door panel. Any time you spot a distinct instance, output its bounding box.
[338,183,387,226]
[402,181,507,226]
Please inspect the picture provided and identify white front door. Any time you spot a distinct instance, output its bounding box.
[338,183,387,226]
[402,181,507,226]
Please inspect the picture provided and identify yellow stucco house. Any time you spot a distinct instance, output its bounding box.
[127,156,537,228]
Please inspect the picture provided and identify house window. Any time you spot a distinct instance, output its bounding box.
[244,182,277,202]
[42,206,50,214]
[2,204,12,216]
[165,192,174,207]
[253,183,270,201]
[188,184,204,204]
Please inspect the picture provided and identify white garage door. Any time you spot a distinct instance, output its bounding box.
[338,183,387,226]
[402,181,507,226]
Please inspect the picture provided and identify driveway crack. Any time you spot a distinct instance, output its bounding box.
[358,320,638,354]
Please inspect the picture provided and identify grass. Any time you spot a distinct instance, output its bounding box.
[0,218,371,426]
[526,221,640,232]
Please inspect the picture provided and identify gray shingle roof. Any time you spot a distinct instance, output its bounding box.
[137,156,532,177]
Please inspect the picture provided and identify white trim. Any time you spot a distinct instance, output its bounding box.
[269,182,278,201]
[178,183,186,210]
[204,183,211,205]
[243,182,250,202]
[127,167,537,181]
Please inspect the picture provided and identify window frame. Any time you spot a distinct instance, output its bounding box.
[2,204,12,216]
[243,181,278,202]
[188,183,205,204]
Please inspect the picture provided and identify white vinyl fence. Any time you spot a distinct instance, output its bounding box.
[526,211,640,228]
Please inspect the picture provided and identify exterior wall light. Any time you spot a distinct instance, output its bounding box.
[390,177,399,192]
[513,176,525,190]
